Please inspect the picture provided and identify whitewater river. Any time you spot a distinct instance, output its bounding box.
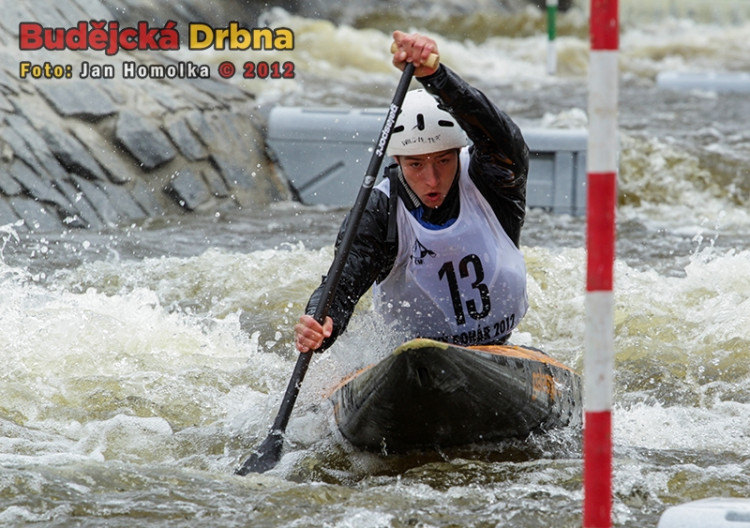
[2,4,750,527]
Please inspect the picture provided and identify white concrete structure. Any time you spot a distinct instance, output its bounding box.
[267,106,588,215]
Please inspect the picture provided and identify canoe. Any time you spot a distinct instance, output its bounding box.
[328,338,582,452]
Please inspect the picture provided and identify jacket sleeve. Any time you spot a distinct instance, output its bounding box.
[304,187,393,350]
[418,65,529,247]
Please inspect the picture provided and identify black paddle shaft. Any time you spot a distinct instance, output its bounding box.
[235,63,416,475]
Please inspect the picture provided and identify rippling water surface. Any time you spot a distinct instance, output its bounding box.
[2,3,750,527]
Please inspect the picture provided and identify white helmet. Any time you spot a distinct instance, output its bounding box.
[386,89,468,156]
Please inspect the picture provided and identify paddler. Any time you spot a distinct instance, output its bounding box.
[295,30,530,353]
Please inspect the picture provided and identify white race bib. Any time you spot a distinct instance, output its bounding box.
[373,149,528,345]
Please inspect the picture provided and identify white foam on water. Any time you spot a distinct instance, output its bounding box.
[615,399,750,455]
[233,7,750,105]
[0,244,334,469]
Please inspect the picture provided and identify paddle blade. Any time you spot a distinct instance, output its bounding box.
[234,430,284,475]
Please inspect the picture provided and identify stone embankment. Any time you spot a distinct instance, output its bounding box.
[2,0,561,234]
[1,0,289,234]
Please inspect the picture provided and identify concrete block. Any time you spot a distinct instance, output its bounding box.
[267,106,588,215]
[657,71,750,93]
[658,498,750,528]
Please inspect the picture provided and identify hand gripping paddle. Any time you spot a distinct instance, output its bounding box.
[236,48,437,475]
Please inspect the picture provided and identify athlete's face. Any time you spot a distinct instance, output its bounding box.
[396,149,459,208]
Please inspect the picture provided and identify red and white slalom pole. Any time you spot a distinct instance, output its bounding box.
[583,1,619,527]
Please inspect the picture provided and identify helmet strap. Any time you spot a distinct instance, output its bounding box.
[395,163,422,209]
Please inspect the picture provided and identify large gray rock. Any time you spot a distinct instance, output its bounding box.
[5,114,68,181]
[9,160,74,216]
[69,176,124,227]
[9,198,62,233]
[70,125,135,184]
[40,125,109,181]
[115,112,177,171]
[37,82,117,121]
[0,198,19,227]
[55,179,106,230]
[165,168,213,211]
[165,117,209,162]
[130,179,168,217]
[0,166,23,196]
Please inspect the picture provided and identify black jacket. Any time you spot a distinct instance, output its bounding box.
[306,65,529,349]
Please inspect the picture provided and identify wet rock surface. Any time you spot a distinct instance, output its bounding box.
[1,0,291,234]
